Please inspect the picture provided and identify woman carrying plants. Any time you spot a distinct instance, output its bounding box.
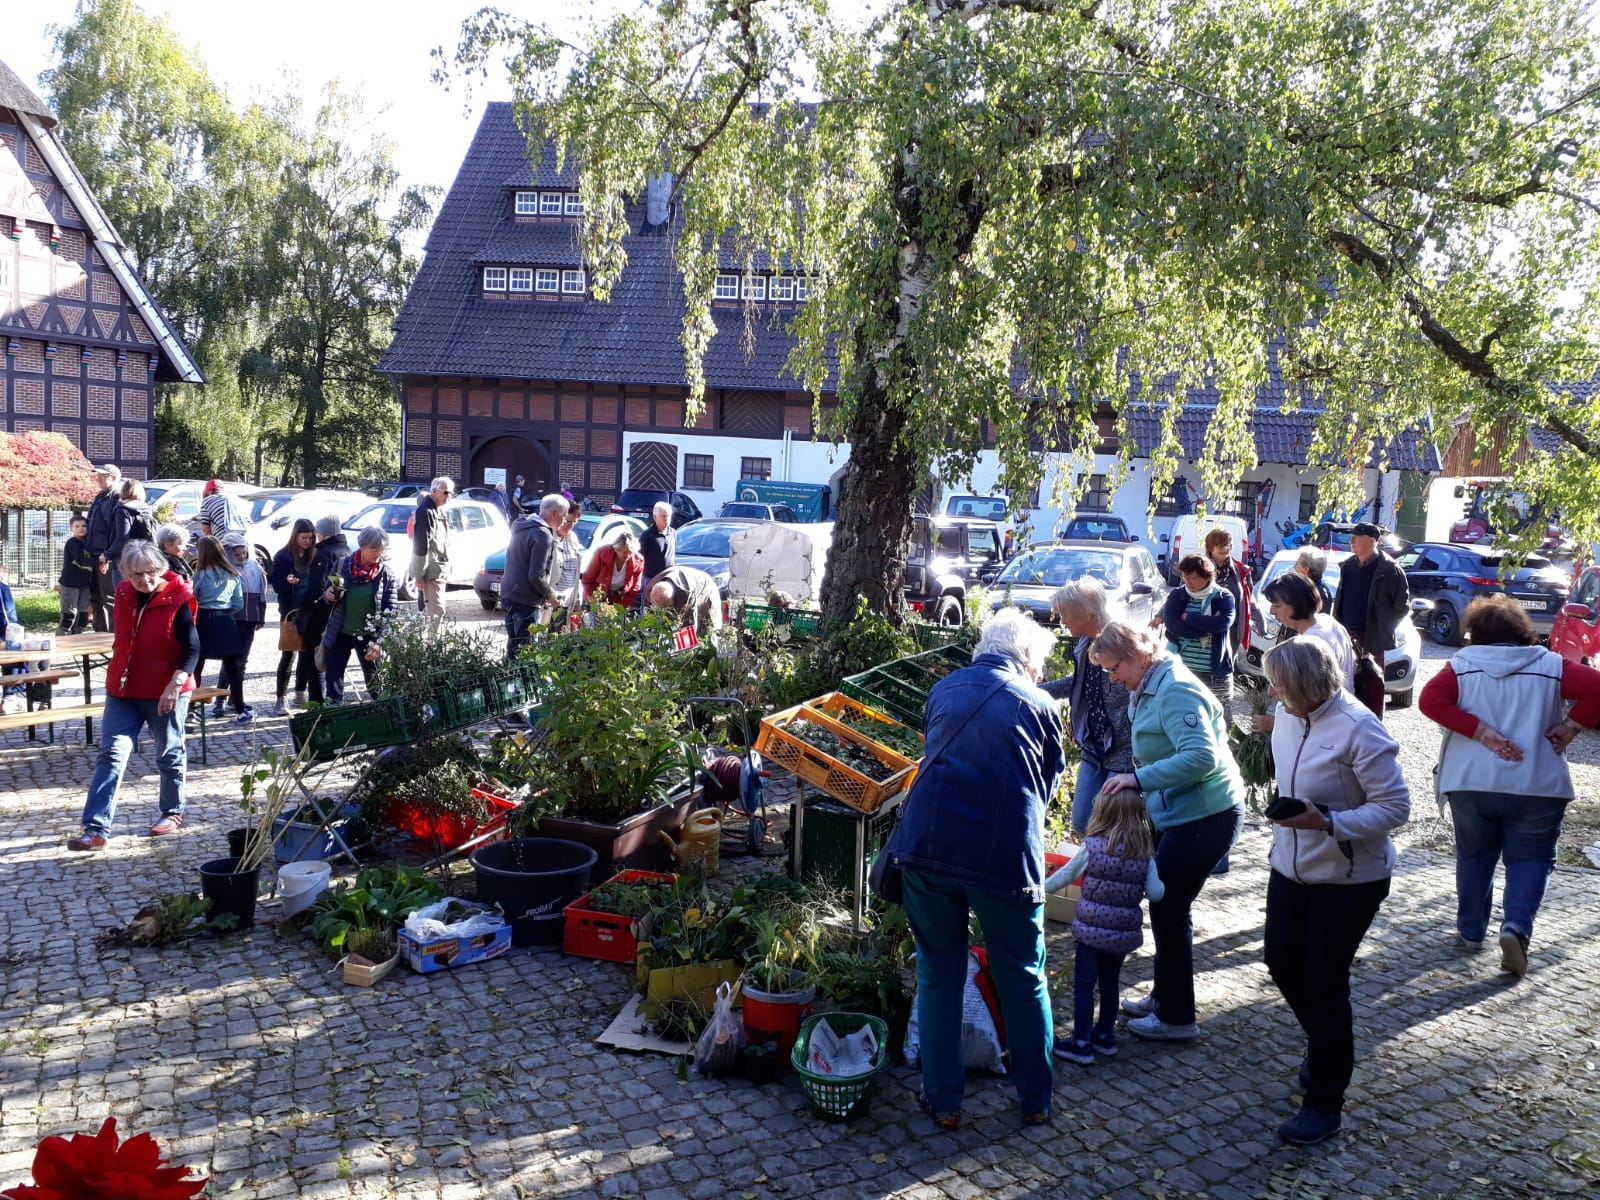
[67,541,199,850]
[1090,620,1244,1044]
[190,535,247,726]
[1041,577,1133,834]
[271,518,318,715]
[582,530,644,609]
[1262,637,1409,1146]
[322,525,398,704]
[880,607,1066,1130]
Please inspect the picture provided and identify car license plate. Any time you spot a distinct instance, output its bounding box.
[1516,598,1546,611]
[490,580,500,592]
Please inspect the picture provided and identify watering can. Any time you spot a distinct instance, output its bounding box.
[660,808,723,874]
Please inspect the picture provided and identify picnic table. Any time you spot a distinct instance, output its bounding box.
[0,632,116,743]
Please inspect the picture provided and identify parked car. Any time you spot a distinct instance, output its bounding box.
[990,540,1163,628]
[664,517,774,598]
[336,497,508,601]
[1311,521,1410,556]
[142,479,255,523]
[718,501,798,522]
[247,489,374,567]
[1398,542,1572,645]
[611,487,703,528]
[473,512,646,610]
[941,494,1010,522]
[1160,513,1250,583]
[183,488,305,557]
[1547,562,1600,665]
[1236,548,1421,705]
[907,516,1006,625]
[1057,514,1136,542]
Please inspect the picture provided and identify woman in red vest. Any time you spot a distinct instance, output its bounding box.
[68,540,199,852]
[581,531,644,609]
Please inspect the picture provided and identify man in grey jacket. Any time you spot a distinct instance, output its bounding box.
[410,476,454,634]
[501,494,566,659]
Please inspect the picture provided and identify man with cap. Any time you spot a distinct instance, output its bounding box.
[1331,520,1410,673]
[199,480,241,538]
[84,464,122,632]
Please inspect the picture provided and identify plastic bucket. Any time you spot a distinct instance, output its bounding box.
[471,838,597,947]
[198,857,262,932]
[741,979,817,1063]
[277,860,332,918]
[227,827,248,858]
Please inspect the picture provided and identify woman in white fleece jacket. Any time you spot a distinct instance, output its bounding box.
[1262,637,1411,1147]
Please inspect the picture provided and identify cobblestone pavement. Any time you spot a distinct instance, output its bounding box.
[1,594,1598,1199]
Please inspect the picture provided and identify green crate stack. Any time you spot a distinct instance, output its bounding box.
[289,697,412,760]
[789,794,902,898]
[910,622,967,651]
[840,667,928,730]
[742,603,824,636]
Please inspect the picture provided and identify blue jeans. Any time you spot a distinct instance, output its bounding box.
[902,870,1053,1116]
[80,693,189,836]
[1148,804,1243,1025]
[1072,941,1126,1043]
[1448,790,1568,941]
[1071,758,1112,835]
[504,605,538,661]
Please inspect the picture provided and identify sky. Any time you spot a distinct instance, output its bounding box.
[11,1,634,198]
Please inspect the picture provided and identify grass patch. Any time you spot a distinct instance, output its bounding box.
[10,591,63,632]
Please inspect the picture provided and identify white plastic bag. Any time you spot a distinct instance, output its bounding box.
[402,898,506,942]
[903,951,1006,1074]
[806,1017,879,1079]
[693,982,741,1076]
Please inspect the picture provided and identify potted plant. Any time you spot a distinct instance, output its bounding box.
[371,609,519,732]
[199,742,316,931]
[299,864,444,973]
[342,927,400,987]
[496,609,712,876]
[359,735,501,848]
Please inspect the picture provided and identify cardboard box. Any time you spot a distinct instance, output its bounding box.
[398,904,513,974]
[1044,849,1083,925]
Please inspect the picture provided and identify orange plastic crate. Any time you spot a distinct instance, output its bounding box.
[562,869,676,963]
[799,692,924,759]
[755,702,918,815]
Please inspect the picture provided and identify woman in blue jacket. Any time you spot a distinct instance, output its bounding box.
[882,608,1066,1129]
[1091,620,1245,1043]
[1160,553,1237,705]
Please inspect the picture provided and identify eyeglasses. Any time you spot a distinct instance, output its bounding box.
[1101,658,1124,674]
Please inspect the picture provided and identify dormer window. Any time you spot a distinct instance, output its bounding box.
[714,274,740,301]
[514,191,538,216]
[562,270,585,294]
[742,276,766,301]
[536,269,559,293]
[565,194,584,216]
[483,266,507,291]
[770,276,794,301]
[509,268,533,292]
[483,264,584,297]
[514,189,583,218]
[713,271,807,305]
[540,192,564,215]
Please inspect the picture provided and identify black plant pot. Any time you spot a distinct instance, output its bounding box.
[198,857,262,932]
[226,828,248,859]
[470,838,597,947]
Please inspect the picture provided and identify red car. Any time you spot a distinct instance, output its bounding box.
[1551,564,1600,665]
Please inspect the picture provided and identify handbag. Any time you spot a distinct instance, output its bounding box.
[278,614,305,653]
[1354,653,1386,718]
[868,673,1015,906]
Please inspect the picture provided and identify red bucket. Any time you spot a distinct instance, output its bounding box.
[740,980,817,1063]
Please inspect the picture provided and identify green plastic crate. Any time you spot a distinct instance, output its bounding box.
[840,668,929,730]
[289,697,411,760]
[910,622,966,650]
[742,602,823,636]
[789,794,902,898]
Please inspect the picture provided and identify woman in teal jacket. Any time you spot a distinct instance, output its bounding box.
[1090,621,1245,1043]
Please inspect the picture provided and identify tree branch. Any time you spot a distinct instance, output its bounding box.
[1324,228,1393,282]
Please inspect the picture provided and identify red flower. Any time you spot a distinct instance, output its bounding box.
[2,1119,207,1200]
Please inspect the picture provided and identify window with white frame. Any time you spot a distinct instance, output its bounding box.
[540,192,565,215]
[514,191,538,215]
[795,276,809,301]
[714,274,739,301]
[508,268,533,292]
[564,193,584,216]
[561,269,585,294]
[742,275,766,300]
[535,269,559,293]
[483,266,507,292]
[770,275,794,301]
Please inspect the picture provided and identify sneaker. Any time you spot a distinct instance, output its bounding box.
[67,833,108,852]
[148,814,185,837]
[211,699,226,719]
[1498,926,1529,977]
[1127,1013,1199,1042]
[1277,1105,1342,1146]
[1090,1031,1118,1058]
[1120,992,1157,1018]
[1455,932,1486,954]
[293,690,307,709]
[236,707,255,725]
[1052,1038,1094,1065]
[269,699,286,718]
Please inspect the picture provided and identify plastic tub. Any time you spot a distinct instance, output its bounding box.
[277,860,332,918]
[471,838,597,947]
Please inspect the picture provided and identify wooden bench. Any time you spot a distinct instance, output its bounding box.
[0,668,96,743]
[0,702,103,743]
[189,687,230,765]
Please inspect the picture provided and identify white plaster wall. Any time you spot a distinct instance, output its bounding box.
[621,430,849,516]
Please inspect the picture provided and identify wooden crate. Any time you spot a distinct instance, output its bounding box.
[755,702,917,814]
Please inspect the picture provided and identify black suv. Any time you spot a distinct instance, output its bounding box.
[1397,542,1571,644]
[611,488,703,528]
[905,516,1005,625]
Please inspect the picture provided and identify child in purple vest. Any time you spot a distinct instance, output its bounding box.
[1046,788,1165,1064]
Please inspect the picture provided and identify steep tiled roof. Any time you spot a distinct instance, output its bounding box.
[1124,404,1441,471]
[382,102,808,390]
[0,59,54,127]
[471,222,584,266]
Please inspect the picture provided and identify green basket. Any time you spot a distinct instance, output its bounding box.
[903,645,973,679]
[790,1012,889,1121]
[289,697,412,760]
[840,668,929,731]
[742,603,823,636]
[911,622,966,650]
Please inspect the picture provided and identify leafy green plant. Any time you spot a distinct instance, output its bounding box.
[370,608,504,712]
[107,893,236,947]
[583,875,676,919]
[358,735,491,827]
[1229,689,1277,814]
[344,927,396,963]
[303,865,444,959]
[236,740,321,873]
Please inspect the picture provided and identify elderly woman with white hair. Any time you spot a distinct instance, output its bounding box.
[1090,620,1245,1044]
[880,607,1067,1130]
[1039,578,1133,834]
[155,523,192,580]
[321,525,398,703]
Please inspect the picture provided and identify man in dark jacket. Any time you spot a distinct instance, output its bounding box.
[84,463,121,632]
[1331,522,1410,661]
[295,515,350,697]
[638,501,675,612]
[501,494,565,659]
[410,476,453,635]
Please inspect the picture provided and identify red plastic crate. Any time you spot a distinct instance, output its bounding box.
[562,870,676,963]
[388,787,516,850]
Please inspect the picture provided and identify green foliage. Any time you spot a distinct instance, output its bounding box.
[303,865,444,959]
[370,610,504,712]
[120,892,220,946]
[359,735,489,827]
[152,400,214,480]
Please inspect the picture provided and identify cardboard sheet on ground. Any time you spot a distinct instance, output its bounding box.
[597,994,693,1056]
[727,522,833,602]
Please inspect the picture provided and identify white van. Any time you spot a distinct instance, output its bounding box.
[1161,514,1250,582]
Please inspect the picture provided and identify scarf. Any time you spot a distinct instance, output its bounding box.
[348,555,381,584]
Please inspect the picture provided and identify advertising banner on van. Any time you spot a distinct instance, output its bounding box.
[734,479,831,522]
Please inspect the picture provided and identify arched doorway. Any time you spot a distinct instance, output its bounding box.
[470,435,553,498]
